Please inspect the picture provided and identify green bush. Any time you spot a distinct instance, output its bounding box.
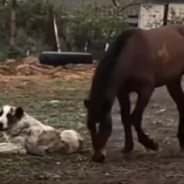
[6,46,27,59]
[0,1,130,59]
[65,5,129,56]
[0,46,27,63]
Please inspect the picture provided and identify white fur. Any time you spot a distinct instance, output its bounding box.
[95,123,100,134]
[0,105,12,130]
[59,130,84,154]
[0,105,84,155]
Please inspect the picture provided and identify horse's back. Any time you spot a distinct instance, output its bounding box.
[143,25,184,45]
[121,25,184,88]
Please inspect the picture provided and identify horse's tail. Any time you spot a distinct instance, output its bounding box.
[106,28,141,101]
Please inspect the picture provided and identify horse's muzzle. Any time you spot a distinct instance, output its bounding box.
[92,149,106,163]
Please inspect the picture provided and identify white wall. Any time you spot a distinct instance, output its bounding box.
[138,3,184,30]
[138,4,164,29]
[168,3,184,21]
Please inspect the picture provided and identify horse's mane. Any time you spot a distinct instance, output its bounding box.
[89,27,140,102]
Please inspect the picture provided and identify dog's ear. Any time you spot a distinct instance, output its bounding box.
[15,107,24,119]
[84,99,90,108]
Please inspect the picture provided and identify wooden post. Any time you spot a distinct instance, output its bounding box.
[44,5,61,52]
[53,15,61,52]
[163,2,169,26]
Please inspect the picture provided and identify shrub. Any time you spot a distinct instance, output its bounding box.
[65,5,129,57]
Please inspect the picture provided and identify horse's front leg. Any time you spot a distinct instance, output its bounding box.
[131,86,159,151]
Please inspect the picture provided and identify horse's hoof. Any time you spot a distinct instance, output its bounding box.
[146,140,159,151]
[121,144,134,154]
[140,138,159,151]
[151,141,159,151]
[92,150,106,163]
[92,153,105,163]
[121,149,131,154]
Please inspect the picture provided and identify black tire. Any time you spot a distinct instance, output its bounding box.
[39,51,93,66]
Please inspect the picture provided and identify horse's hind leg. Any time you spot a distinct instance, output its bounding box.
[131,86,159,151]
[166,78,184,149]
[117,91,134,153]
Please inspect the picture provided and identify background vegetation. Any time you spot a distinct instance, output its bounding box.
[0,0,129,61]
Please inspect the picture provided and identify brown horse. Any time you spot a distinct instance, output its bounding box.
[84,25,184,162]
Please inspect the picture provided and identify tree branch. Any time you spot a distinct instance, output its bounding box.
[112,0,119,7]
[112,0,141,13]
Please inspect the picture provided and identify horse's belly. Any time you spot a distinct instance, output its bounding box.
[154,60,184,87]
[127,63,184,90]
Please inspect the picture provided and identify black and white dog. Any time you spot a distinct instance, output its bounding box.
[0,105,84,155]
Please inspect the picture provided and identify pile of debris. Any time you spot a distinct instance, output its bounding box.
[0,57,95,80]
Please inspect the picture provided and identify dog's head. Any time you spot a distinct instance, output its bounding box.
[0,105,24,131]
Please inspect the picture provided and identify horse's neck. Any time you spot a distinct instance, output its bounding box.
[90,50,118,107]
[89,78,116,115]
[90,92,114,117]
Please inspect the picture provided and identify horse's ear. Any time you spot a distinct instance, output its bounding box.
[84,99,89,108]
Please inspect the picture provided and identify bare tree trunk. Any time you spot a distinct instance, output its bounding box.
[10,0,17,46]
[112,0,141,13]
[1,0,7,6]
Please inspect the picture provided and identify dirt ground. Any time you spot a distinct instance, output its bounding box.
[0,57,184,184]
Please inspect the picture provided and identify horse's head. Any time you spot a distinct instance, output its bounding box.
[84,98,112,162]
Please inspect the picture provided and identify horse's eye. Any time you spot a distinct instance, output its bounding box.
[0,110,3,116]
